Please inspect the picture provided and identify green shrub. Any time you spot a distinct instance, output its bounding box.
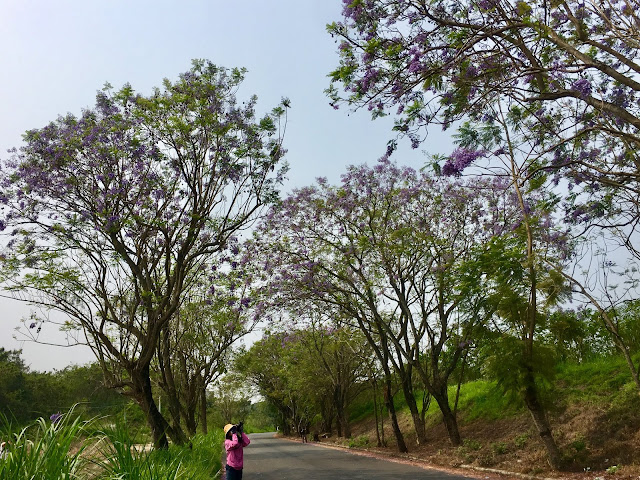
[606,465,619,474]
[462,438,482,451]
[491,441,508,455]
[513,432,529,449]
[348,435,370,448]
[570,436,587,452]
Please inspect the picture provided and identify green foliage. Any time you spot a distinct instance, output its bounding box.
[491,441,509,455]
[237,324,369,436]
[543,309,608,362]
[95,420,224,479]
[513,432,530,449]
[207,380,253,430]
[243,401,277,433]
[0,349,28,421]
[482,335,558,405]
[0,352,130,426]
[348,435,370,448]
[0,408,91,480]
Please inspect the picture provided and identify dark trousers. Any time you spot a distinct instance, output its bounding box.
[226,464,243,480]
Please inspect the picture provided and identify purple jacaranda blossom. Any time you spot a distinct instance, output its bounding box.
[493,146,507,155]
[29,322,36,329]
[571,79,592,98]
[477,0,496,10]
[442,148,485,176]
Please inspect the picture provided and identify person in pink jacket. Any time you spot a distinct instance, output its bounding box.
[224,422,250,480]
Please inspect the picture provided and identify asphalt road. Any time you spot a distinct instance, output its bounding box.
[237,433,479,479]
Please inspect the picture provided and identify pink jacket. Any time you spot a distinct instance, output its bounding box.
[225,432,250,469]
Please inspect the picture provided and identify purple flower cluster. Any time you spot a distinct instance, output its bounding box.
[442,148,485,176]
[570,78,592,98]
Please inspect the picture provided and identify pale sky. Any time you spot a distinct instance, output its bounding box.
[0,0,453,371]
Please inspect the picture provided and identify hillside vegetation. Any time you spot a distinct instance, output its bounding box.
[322,356,640,478]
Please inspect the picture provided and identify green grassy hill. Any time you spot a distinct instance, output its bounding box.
[332,356,640,477]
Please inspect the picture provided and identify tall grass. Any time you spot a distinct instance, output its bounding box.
[0,409,92,479]
[556,355,633,403]
[94,422,223,479]
[0,409,224,479]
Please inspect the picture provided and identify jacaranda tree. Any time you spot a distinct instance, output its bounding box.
[0,59,288,448]
[327,0,640,257]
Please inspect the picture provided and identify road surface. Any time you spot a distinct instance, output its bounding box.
[238,433,480,479]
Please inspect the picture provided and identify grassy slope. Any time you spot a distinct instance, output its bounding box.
[339,356,640,478]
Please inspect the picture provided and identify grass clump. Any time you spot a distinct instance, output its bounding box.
[0,407,224,480]
[95,422,223,479]
[452,380,521,421]
[0,409,92,480]
[347,435,370,448]
[513,432,529,449]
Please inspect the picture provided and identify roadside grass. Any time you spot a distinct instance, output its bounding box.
[0,407,224,479]
[448,380,521,421]
[0,408,92,479]
[94,422,223,479]
[348,379,521,428]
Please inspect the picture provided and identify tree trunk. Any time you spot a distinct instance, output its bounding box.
[159,335,188,442]
[182,376,199,437]
[334,385,351,437]
[131,365,170,449]
[379,395,386,447]
[383,374,408,453]
[199,386,208,434]
[320,398,335,435]
[523,369,564,470]
[279,410,292,435]
[432,383,461,446]
[399,370,427,445]
[372,379,382,447]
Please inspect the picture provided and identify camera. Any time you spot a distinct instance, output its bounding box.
[230,422,244,434]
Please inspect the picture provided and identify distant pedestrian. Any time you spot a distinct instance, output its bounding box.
[224,422,250,480]
[299,427,308,443]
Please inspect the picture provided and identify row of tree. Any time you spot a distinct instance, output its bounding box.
[292,0,640,470]
[236,159,623,467]
[234,297,639,450]
[225,0,640,470]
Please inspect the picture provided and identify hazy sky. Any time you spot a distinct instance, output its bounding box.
[0,0,453,371]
